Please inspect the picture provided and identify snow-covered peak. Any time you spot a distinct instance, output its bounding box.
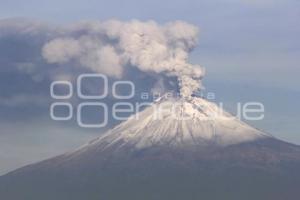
[81,97,270,150]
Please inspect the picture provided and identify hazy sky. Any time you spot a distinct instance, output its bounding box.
[0,0,299,175]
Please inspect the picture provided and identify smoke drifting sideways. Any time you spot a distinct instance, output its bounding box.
[42,20,205,98]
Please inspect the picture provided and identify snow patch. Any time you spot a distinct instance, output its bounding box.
[79,97,270,150]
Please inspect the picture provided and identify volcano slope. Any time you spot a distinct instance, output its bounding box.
[1,97,300,200]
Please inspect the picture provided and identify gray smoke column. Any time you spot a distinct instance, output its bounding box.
[42,20,205,97]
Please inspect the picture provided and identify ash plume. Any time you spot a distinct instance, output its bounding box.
[42,20,205,97]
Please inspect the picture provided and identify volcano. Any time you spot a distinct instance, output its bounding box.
[1,97,300,200]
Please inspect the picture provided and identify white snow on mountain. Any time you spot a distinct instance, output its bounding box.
[78,97,270,151]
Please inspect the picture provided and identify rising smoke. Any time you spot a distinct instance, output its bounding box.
[42,20,205,97]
